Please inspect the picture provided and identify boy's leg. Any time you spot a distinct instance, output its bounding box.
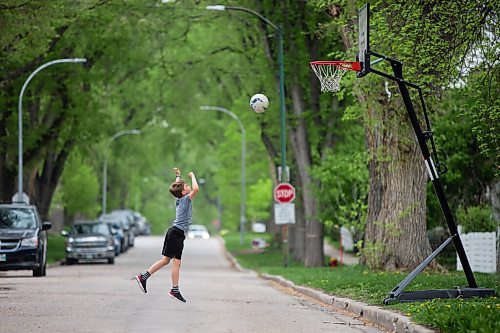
[169,259,186,302]
[136,256,171,293]
[171,258,181,286]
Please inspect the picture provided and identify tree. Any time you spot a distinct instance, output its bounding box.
[314,0,497,269]
[253,0,358,266]
[0,1,124,217]
[60,151,100,220]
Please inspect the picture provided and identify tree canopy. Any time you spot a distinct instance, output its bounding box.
[0,0,497,269]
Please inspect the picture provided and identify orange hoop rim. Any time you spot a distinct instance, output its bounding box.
[309,60,362,72]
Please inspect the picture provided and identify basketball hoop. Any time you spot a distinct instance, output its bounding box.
[310,61,361,92]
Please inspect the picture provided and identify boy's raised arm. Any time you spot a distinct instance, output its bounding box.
[188,172,199,200]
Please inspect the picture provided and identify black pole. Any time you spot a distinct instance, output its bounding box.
[389,61,478,288]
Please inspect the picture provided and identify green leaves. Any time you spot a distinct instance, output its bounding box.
[1,0,496,242]
[60,151,100,218]
[456,205,496,233]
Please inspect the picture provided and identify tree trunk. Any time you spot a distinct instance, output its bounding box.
[0,84,17,203]
[332,5,433,270]
[289,83,324,267]
[362,97,432,270]
[0,158,16,203]
[31,141,72,220]
[291,169,306,262]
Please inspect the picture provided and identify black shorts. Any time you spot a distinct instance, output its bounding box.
[162,226,186,260]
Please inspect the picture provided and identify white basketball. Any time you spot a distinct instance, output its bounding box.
[249,94,269,113]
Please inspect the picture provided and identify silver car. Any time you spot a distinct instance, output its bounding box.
[62,221,115,264]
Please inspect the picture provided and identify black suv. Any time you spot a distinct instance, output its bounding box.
[0,204,52,276]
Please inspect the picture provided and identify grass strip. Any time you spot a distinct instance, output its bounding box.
[47,232,66,264]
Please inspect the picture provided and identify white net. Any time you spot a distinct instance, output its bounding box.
[310,62,352,92]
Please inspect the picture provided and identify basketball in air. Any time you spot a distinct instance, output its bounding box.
[249,94,269,113]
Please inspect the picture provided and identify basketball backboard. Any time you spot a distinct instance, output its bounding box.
[357,3,370,78]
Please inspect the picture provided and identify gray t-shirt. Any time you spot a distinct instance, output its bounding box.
[172,195,192,233]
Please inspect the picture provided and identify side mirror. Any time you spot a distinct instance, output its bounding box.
[61,230,68,237]
[111,229,117,235]
[42,221,52,231]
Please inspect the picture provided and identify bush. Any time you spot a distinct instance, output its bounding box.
[456,205,496,233]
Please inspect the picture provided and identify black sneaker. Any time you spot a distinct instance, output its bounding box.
[135,274,147,293]
[169,289,186,303]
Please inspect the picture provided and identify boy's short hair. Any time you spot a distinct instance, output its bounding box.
[170,180,186,198]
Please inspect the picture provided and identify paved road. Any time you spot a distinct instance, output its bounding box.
[0,236,385,333]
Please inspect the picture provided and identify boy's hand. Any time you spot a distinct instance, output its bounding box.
[188,172,195,178]
[173,168,181,176]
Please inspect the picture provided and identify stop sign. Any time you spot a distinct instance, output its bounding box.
[274,183,296,203]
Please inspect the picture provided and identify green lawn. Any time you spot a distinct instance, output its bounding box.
[46,232,66,264]
[223,232,500,333]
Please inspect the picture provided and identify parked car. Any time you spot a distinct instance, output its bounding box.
[99,214,127,254]
[100,213,130,253]
[0,204,52,276]
[109,210,136,247]
[133,211,149,235]
[187,224,210,239]
[105,222,122,256]
[143,221,151,235]
[62,221,115,264]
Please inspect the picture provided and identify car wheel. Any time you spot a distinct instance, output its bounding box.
[107,258,114,264]
[33,251,47,277]
[33,262,46,277]
[66,258,77,265]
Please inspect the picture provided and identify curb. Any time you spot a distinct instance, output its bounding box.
[260,274,434,333]
[220,239,435,333]
[47,260,64,268]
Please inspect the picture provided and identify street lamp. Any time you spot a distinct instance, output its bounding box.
[206,5,290,265]
[17,58,87,203]
[200,106,246,244]
[206,5,287,179]
[102,129,141,214]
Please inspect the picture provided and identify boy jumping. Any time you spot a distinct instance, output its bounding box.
[135,167,199,303]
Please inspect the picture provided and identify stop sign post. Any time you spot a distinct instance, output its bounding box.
[274,183,295,268]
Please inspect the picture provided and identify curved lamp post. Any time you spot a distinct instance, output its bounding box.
[17,58,87,203]
[207,5,291,265]
[102,129,141,214]
[200,106,246,244]
[206,5,287,179]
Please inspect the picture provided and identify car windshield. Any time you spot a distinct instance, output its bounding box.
[72,223,110,236]
[0,207,37,229]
